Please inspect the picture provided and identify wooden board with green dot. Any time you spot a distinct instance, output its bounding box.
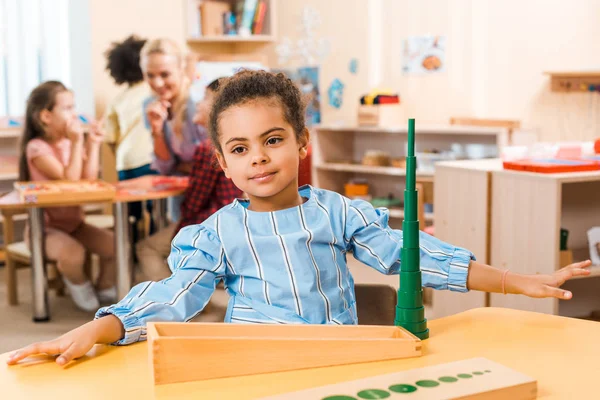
[260,358,537,400]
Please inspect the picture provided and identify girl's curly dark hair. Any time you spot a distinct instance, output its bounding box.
[105,35,147,85]
[209,70,306,153]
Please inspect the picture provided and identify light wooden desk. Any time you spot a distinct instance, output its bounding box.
[0,176,187,321]
[1,308,598,399]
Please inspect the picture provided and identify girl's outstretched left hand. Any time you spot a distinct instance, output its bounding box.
[511,260,592,299]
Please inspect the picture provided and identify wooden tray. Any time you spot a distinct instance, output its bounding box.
[503,158,600,173]
[14,180,116,204]
[147,322,422,385]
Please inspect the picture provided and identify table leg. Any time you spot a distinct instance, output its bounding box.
[29,207,49,322]
[152,198,168,231]
[113,202,132,300]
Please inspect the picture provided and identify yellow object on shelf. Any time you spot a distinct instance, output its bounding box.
[362,88,396,105]
[362,150,391,166]
[344,182,369,197]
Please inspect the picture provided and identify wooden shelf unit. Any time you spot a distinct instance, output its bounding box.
[313,127,508,320]
[545,70,600,92]
[433,159,600,319]
[388,207,434,222]
[187,35,275,44]
[491,168,600,318]
[0,127,20,139]
[312,124,509,227]
[185,0,276,47]
[316,162,434,178]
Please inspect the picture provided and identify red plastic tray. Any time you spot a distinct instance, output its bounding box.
[503,159,600,173]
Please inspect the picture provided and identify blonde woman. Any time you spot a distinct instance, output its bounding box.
[141,39,206,221]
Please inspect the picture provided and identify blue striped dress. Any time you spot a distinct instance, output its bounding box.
[96,185,474,345]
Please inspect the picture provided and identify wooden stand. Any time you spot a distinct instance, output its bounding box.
[147,322,422,385]
[261,357,537,400]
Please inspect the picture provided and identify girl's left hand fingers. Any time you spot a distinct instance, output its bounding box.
[555,267,592,284]
[562,260,592,271]
[544,286,572,300]
[568,268,592,277]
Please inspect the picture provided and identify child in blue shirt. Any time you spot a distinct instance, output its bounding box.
[8,70,591,366]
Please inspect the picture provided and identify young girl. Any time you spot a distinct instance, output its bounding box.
[7,71,591,366]
[16,81,116,312]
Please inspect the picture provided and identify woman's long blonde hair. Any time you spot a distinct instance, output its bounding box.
[140,38,190,139]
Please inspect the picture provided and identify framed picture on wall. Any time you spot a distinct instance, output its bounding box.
[273,66,321,126]
[402,35,446,74]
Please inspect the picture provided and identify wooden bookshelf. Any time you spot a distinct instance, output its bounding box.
[388,207,434,222]
[311,124,509,230]
[186,0,276,46]
[433,159,600,319]
[316,162,435,178]
[544,70,600,92]
[0,127,20,138]
[312,126,508,320]
[187,35,275,44]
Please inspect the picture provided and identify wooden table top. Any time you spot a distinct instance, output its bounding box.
[1,307,598,399]
[0,176,188,210]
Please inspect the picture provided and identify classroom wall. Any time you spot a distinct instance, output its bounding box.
[267,0,370,126]
[379,0,600,142]
[68,0,94,117]
[88,0,600,145]
[89,0,187,181]
[89,0,187,117]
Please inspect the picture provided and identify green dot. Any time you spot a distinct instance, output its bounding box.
[457,373,473,379]
[473,371,484,375]
[389,384,417,393]
[323,396,357,400]
[485,370,492,373]
[439,376,458,383]
[357,389,390,399]
[415,380,440,388]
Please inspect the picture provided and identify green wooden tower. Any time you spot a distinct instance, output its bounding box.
[394,118,429,340]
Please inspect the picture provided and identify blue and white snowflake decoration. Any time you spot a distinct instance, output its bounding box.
[328,78,345,109]
[275,6,330,66]
[349,58,358,74]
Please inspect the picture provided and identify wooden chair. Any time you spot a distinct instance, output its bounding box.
[2,209,114,305]
[449,117,521,145]
[355,283,397,325]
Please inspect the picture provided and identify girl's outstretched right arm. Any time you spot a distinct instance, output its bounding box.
[6,314,124,366]
[7,224,225,366]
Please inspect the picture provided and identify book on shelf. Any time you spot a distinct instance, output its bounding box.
[200,0,232,36]
[238,0,258,36]
[191,0,268,39]
[252,0,267,34]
